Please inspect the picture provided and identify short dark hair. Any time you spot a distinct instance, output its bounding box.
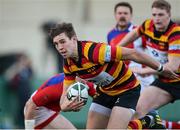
[152,0,171,13]
[114,2,133,14]
[49,22,76,39]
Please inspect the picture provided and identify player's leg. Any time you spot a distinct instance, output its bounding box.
[128,79,171,129]
[135,86,171,129]
[44,114,76,129]
[128,110,166,129]
[107,106,134,129]
[134,76,166,129]
[135,85,172,129]
[86,103,110,129]
[135,85,172,119]
[107,86,140,129]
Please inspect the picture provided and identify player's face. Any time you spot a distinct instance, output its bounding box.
[53,33,77,59]
[114,6,132,29]
[152,8,171,32]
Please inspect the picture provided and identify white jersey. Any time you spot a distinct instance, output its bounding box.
[107,23,155,91]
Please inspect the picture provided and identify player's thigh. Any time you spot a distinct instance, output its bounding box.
[86,103,110,129]
[136,86,172,118]
[109,85,140,127]
[46,114,76,129]
[107,106,134,129]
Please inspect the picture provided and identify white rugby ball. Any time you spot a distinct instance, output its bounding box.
[67,82,89,104]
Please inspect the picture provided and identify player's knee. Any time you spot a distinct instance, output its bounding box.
[135,105,148,118]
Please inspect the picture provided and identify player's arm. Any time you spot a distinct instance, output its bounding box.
[118,28,140,46]
[24,98,36,129]
[131,55,180,77]
[24,88,51,129]
[59,68,78,111]
[130,66,159,76]
[121,47,178,78]
[121,47,160,70]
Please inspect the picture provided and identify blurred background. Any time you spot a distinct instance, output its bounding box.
[0,0,179,129]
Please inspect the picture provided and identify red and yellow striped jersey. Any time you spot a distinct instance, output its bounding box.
[63,41,139,96]
[138,19,180,82]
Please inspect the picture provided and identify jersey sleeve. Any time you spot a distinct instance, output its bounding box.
[168,26,180,57]
[86,81,96,97]
[32,84,62,106]
[83,42,123,64]
[137,19,151,36]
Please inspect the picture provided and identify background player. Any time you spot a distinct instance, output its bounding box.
[119,0,180,123]
[107,2,165,129]
[107,1,155,91]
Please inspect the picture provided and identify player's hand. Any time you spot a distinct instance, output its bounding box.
[160,66,179,79]
[61,96,84,112]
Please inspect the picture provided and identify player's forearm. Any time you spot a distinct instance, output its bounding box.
[132,51,161,71]
[141,67,158,75]
[60,84,70,112]
[24,99,37,120]
[60,85,68,106]
[24,110,35,120]
[24,100,36,129]
[119,29,139,46]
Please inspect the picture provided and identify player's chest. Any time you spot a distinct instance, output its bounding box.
[67,58,103,75]
[145,33,169,51]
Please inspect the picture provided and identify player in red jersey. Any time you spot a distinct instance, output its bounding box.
[119,0,180,128]
[24,73,95,129]
[49,21,176,129]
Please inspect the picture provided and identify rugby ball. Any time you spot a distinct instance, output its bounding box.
[67,82,89,104]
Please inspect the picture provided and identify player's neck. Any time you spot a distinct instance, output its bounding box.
[73,42,79,61]
[117,25,128,31]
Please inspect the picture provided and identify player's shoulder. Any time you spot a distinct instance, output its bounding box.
[170,21,180,32]
[39,73,64,89]
[166,21,180,37]
[139,19,154,32]
[48,73,64,82]
[128,23,137,31]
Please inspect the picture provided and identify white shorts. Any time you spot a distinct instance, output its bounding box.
[129,62,155,92]
[89,102,135,117]
[136,75,155,92]
[34,106,58,129]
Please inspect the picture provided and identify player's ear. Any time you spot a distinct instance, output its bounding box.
[72,35,77,41]
[169,12,171,17]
